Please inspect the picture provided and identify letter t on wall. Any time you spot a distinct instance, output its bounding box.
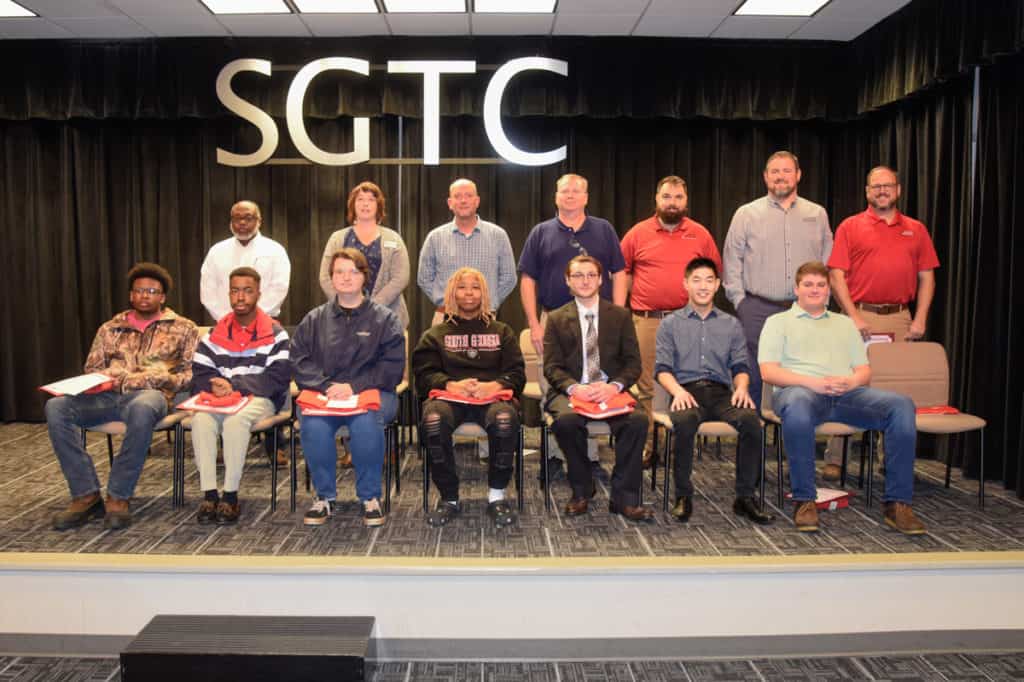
[387,61,477,166]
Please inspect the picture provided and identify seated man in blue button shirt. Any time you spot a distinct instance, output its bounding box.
[655,258,774,525]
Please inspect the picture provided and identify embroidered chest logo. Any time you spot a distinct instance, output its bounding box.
[444,333,501,358]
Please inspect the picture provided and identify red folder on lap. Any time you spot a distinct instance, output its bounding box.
[916,405,960,415]
[177,392,252,415]
[569,393,636,419]
[296,389,381,416]
[427,388,514,405]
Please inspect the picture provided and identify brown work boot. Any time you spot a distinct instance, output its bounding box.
[52,492,104,531]
[884,502,927,535]
[793,500,819,532]
[103,496,132,530]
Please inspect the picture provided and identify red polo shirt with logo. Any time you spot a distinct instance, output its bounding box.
[828,207,940,304]
[621,215,722,311]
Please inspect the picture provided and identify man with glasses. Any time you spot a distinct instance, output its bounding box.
[45,263,198,531]
[200,200,291,323]
[821,166,940,481]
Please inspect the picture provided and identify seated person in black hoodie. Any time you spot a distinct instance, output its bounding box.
[412,267,526,527]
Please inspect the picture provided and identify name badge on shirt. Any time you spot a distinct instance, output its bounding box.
[382,240,398,248]
[356,331,371,337]
[901,230,914,236]
[682,234,697,240]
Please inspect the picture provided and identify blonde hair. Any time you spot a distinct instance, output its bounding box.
[442,268,494,325]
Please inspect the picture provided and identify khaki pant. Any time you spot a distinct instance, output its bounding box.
[632,313,663,448]
[825,307,912,466]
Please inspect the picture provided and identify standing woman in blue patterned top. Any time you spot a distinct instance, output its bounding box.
[318,181,410,329]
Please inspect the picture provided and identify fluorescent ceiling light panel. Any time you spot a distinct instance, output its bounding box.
[734,0,829,16]
[201,0,291,14]
[474,0,555,11]
[382,0,465,12]
[0,1,35,17]
[294,0,379,10]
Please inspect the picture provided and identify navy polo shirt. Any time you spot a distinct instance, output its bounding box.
[517,215,625,310]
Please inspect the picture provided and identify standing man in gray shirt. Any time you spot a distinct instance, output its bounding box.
[723,151,833,412]
[418,179,517,326]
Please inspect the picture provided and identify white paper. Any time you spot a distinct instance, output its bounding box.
[39,373,113,396]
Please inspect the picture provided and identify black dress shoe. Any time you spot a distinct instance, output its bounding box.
[670,496,693,522]
[608,500,655,522]
[733,496,775,525]
[564,497,590,516]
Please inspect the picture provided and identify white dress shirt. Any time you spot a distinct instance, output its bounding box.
[200,232,291,321]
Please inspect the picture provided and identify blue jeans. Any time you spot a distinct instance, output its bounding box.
[45,389,168,500]
[299,391,397,502]
[774,386,917,504]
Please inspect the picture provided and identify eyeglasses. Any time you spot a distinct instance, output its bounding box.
[867,183,898,192]
[231,214,259,223]
[568,237,588,256]
[569,272,600,281]
[131,287,163,296]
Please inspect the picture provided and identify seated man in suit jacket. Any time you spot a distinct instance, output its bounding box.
[543,255,654,522]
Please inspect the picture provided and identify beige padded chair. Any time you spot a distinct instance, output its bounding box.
[519,328,543,402]
[651,383,766,512]
[761,383,866,506]
[867,341,987,508]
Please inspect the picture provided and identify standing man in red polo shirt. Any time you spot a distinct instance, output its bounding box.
[619,175,721,467]
[824,165,939,479]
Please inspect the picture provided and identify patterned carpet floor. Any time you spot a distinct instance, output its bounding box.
[1,422,1021,558]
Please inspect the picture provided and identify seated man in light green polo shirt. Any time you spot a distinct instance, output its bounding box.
[758,261,925,535]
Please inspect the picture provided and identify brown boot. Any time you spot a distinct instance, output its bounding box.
[884,502,927,535]
[793,500,819,532]
[103,496,132,530]
[52,493,104,531]
[339,451,353,469]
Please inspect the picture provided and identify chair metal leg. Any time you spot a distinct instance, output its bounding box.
[979,428,985,509]
[662,429,673,512]
[383,422,394,514]
[839,435,849,488]
[716,437,721,457]
[858,431,868,489]
[81,429,87,449]
[107,435,114,468]
[270,427,279,512]
[651,420,659,492]
[290,421,297,513]
[517,426,525,513]
[776,425,784,507]
[865,431,876,507]
[944,433,954,488]
[421,443,430,514]
[759,426,767,513]
[541,422,551,512]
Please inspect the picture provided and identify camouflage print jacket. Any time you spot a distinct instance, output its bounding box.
[83,308,199,406]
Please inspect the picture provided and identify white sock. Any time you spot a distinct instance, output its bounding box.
[488,488,505,503]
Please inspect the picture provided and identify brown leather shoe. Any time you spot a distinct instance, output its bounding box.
[52,493,104,531]
[884,502,927,535]
[822,463,842,482]
[103,496,131,530]
[793,500,819,532]
[564,497,590,516]
[609,501,655,522]
[216,500,241,525]
[196,499,217,525]
[275,449,289,467]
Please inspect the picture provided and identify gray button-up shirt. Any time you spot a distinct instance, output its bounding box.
[654,304,750,388]
[722,195,832,308]
[416,217,517,308]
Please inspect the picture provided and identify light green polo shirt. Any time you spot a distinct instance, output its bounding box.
[758,303,868,378]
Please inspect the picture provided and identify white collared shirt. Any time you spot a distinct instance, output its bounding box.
[200,232,291,322]
[574,298,607,384]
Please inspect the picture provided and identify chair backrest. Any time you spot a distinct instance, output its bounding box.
[867,341,949,407]
[520,328,541,384]
[403,329,410,384]
[196,325,212,338]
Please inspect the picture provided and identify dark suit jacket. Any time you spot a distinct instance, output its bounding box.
[543,298,642,403]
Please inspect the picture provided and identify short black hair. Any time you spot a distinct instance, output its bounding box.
[230,266,262,286]
[127,262,172,294]
[685,257,719,279]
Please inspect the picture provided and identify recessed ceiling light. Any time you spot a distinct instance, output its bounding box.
[474,0,554,11]
[200,0,292,15]
[734,0,830,17]
[0,0,35,17]
[382,0,465,12]
[294,0,379,11]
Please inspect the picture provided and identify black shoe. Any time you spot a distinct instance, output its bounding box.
[196,499,217,525]
[733,496,775,525]
[303,497,334,526]
[427,500,461,527]
[670,496,693,522]
[363,498,386,527]
[487,499,516,528]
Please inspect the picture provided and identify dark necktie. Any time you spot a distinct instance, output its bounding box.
[584,312,602,383]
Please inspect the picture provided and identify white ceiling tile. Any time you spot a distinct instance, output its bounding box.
[50,15,153,36]
[109,0,211,17]
[553,13,639,35]
[0,16,72,37]
[645,0,737,11]
[789,15,878,40]
[217,13,313,35]
[632,13,725,37]
[813,0,911,19]
[302,12,390,35]
[471,13,553,35]
[711,15,809,38]
[386,12,469,34]
[18,0,124,18]
[555,0,648,14]
[131,13,231,36]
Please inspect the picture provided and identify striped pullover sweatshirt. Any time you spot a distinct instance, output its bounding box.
[191,310,291,411]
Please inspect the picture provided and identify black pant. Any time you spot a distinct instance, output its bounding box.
[667,381,762,499]
[547,394,647,507]
[420,399,519,501]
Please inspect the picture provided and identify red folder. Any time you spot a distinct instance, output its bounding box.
[786,488,852,511]
[427,388,514,405]
[916,405,961,415]
[296,389,381,416]
[196,391,244,407]
[569,393,636,419]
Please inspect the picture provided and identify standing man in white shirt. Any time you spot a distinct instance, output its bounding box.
[200,201,291,322]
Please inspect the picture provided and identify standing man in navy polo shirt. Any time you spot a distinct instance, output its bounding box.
[519,174,627,473]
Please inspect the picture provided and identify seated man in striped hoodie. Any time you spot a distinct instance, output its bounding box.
[190,266,291,525]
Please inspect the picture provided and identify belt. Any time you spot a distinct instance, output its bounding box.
[684,379,721,389]
[632,309,678,319]
[857,302,907,315]
[745,292,792,308]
